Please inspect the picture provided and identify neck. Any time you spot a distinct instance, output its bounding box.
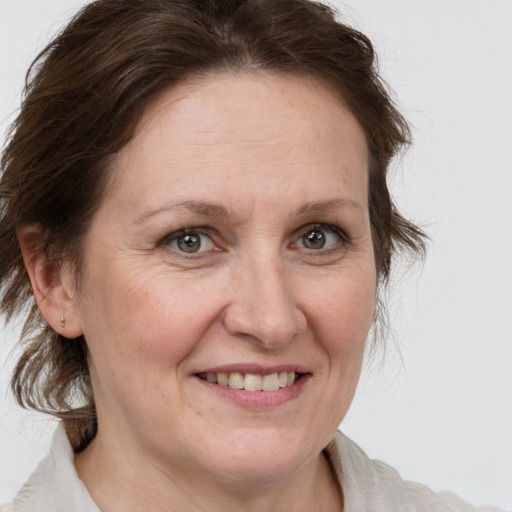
[75,430,343,512]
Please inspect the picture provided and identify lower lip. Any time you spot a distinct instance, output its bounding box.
[195,374,310,409]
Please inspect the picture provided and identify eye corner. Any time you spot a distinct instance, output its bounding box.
[290,223,351,255]
[159,228,219,255]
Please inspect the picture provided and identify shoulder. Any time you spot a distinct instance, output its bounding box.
[1,424,99,512]
[325,430,507,512]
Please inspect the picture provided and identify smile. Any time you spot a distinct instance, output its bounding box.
[197,371,298,392]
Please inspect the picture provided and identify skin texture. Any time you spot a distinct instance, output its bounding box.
[21,73,376,511]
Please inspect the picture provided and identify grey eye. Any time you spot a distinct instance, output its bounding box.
[170,232,215,253]
[177,234,201,252]
[296,225,343,251]
[302,230,326,249]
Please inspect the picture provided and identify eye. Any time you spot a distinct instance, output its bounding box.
[164,230,216,254]
[302,229,327,249]
[294,224,345,251]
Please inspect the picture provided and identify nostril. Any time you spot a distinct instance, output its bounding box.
[220,266,304,347]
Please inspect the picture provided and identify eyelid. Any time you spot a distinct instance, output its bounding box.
[292,223,350,250]
[157,223,349,257]
[158,227,219,254]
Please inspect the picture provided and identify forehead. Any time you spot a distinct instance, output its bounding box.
[104,72,370,216]
[138,71,367,155]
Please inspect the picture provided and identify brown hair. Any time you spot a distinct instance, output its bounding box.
[0,0,426,450]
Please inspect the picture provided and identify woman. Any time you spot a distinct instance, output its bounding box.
[0,0,506,510]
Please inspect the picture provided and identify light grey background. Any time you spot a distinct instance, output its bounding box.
[1,0,511,508]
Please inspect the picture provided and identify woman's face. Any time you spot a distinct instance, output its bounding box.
[72,73,376,484]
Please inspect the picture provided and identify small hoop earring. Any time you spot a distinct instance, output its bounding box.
[60,316,66,330]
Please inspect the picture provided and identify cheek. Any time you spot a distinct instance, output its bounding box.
[295,266,375,438]
[306,266,376,353]
[81,263,225,377]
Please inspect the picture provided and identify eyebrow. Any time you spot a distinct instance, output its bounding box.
[134,197,363,225]
[296,198,364,216]
[134,200,228,225]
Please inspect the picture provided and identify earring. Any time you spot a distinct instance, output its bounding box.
[60,316,66,330]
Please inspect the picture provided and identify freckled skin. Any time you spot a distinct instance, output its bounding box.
[70,73,376,511]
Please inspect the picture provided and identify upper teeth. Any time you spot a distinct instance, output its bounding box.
[203,371,296,392]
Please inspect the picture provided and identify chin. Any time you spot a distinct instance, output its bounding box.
[189,425,329,486]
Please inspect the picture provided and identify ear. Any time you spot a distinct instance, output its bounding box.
[17,224,84,338]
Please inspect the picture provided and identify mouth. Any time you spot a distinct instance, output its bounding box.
[196,371,301,392]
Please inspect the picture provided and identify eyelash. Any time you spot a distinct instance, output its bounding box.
[158,228,217,256]
[157,223,350,257]
[292,223,350,255]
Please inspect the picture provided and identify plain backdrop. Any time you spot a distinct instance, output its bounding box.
[0,0,511,509]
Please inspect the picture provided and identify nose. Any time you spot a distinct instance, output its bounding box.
[222,252,305,349]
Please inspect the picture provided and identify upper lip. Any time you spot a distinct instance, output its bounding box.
[195,363,310,375]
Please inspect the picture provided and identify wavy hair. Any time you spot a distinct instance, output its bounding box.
[0,0,426,450]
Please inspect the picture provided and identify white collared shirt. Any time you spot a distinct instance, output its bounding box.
[1,425,506,511]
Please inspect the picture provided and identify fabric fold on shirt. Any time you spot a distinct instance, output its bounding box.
[1,424,507,512]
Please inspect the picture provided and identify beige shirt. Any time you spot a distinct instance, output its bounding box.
[1,425,506,511]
